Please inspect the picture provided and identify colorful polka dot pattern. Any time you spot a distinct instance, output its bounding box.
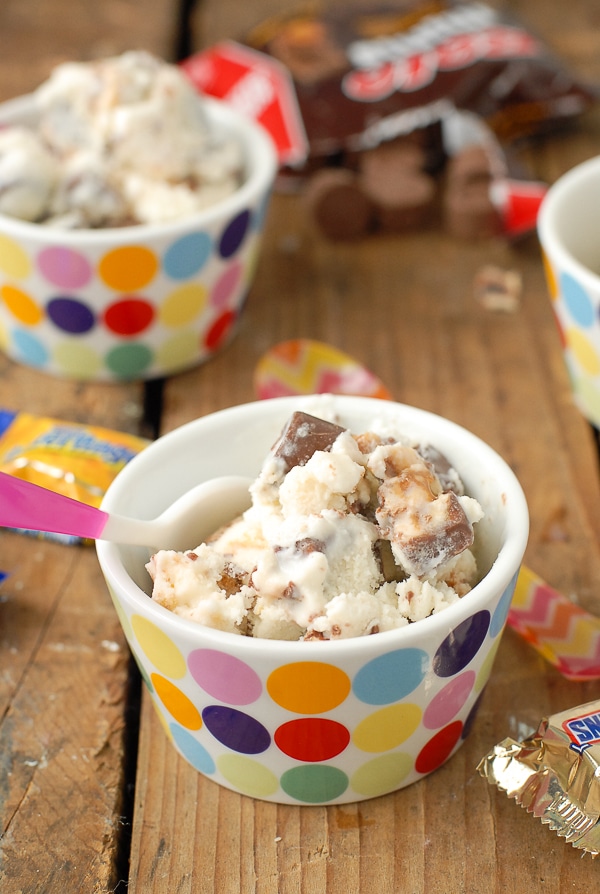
[117,573,517,804]
[0,203,265,381]
[543,251,600,427]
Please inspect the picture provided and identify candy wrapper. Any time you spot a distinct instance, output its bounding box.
[184,1,595,241]
[478,701,600,856]
[0,409,148,544]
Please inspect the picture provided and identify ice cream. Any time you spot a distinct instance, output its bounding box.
[146,410,484,641]
[0,50,244,227]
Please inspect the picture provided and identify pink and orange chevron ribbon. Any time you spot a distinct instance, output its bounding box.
[508,565,600,681]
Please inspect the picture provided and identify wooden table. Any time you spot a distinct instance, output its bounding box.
[1,1,600,890]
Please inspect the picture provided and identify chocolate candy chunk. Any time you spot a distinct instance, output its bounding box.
[304,168,376,240]
[416,444,465,495]
[273,412,346,471]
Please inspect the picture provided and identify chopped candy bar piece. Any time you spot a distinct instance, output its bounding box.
[272,411,346,471]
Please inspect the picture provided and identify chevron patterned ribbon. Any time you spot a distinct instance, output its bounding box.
[508,565,600,680]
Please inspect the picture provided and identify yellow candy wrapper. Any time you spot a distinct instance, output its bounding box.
[0,408,149,544]
[478,700,600,857]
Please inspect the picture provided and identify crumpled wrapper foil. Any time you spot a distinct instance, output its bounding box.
[478,700,600,856]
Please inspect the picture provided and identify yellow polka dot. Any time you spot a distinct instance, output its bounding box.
[53,341,102,379]
[573,375,600,427]
[151,674,201,729]
[0,316,9,350]
[98,246,158,291]
[155,331,200,371]
[160,283,207,327]
[566,327,600,376]
[267,662,351,714]
[352,703,422,753]
[1,284,43,325]
[542,251,558,301]
[0,234,31,279]
[131,614,187,678]
[475,637,501,692]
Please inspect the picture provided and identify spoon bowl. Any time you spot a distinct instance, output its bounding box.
[0,470,253,550]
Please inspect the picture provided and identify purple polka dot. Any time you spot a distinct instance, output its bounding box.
[47,296,95,334]
[188,649,262,705]
[218,209,251,258]
[433,611,490,677]
[210,261,243,310]
[37,247,93,289]
[202,705,270,754]
[423,671,475,729]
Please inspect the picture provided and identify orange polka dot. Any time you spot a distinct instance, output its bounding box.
[542,252,558,301]
[98,246,158,291]
[267,662,351,714]
[1,284,43,325]
[151,674,202,730]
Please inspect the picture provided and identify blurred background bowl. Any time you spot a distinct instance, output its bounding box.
[0,93,277,382]
[96,394,529,805]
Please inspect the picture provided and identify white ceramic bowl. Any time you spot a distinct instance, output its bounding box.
[538,155,600,427]
[0,94,277,381]
[97,395,529,804]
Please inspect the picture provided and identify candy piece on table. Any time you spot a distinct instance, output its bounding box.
[478,699,600,857]
[508,565,600,680]
[254,339,392,401]
[303,168,376,240]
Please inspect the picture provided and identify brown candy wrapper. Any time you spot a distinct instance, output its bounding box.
[478,701,600,856]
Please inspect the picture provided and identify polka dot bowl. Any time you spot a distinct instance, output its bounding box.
[0,93,277,381]
[538,155,600,428]
[96,395,529,804]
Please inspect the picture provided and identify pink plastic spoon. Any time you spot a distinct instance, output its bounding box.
[0,471,253,550]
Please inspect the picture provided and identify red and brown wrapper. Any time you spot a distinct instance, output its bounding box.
[478,701,600,856]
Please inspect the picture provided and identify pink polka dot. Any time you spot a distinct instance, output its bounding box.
[210,261,243,310]
[37,247,93,289]
[188,649,262,705]
[423,671,475,730]
[103,297,155,336]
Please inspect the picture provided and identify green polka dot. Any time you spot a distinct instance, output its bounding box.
[217,754,279,798]
[155,331,200,372]
[280,764,349,803]
[53,341,102,378]
[0,234,31,278]
[351,752,413,797]
[352,703,422,753]
[105,343,153,379]
[131,614,186,679]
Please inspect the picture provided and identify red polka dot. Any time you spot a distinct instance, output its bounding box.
[274,718,350,762]
[104,297,155,336]
[204,309,236,352]
[415,721,463,775]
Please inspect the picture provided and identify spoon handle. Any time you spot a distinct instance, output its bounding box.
[0,471,109,539]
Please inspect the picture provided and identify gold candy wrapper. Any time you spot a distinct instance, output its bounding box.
[0,408,148,544]
[478,700,600,856]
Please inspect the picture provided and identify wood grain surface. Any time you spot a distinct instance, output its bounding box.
[1,1,600,891]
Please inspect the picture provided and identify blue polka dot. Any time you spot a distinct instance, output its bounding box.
[12,329,49,366]
[560,272,595,327]
[47,296,95,334]
[353,648,429,705]
[170,724,216,774]
[202,705,271,754]
[218,209,251,258]
[164,232,212,279]
[254,189,273,231]
[433,611,490,677]
[490,571,519,638]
